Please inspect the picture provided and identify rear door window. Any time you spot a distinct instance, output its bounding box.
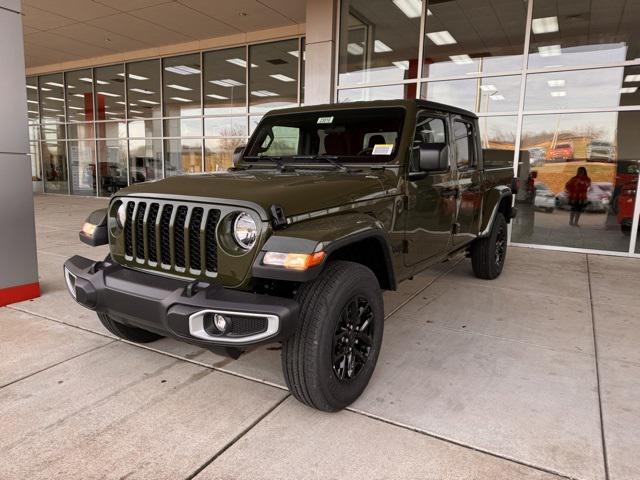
[453,119,476,169]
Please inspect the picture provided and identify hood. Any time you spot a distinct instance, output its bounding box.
[119,168,399,218]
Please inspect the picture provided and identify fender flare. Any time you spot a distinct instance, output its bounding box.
[251,213,396,288]
[478,186,512,237]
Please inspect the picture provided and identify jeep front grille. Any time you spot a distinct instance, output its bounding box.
[121,199,221,275]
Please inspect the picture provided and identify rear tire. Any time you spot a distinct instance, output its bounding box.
[97,313,164,343]
[471,213,508,280]
[282,261,384,411]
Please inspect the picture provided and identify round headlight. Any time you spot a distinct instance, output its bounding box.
[116,203,127,229]
[233,212,257,250]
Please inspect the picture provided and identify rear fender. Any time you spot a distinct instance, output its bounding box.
[479,186,512,237]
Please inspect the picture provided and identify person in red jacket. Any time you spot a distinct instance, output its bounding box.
[566,166,591,226]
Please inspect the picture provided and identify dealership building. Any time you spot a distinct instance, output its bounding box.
[3,0,640,297]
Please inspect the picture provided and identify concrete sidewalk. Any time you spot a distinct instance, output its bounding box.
[1,193,638,479]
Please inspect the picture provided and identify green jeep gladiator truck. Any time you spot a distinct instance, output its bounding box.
[64,99,516,411]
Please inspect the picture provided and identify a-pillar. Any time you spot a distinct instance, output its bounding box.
[0,0,40,306]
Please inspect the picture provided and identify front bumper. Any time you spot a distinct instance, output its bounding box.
[63,255,299,352]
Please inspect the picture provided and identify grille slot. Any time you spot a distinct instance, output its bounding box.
[117,199,221,275]
[134,202,146,260]
[205,209,221,273]
[189,207,204,271]
[147,203,160,263]
[124,201,134,257]
[159,204,173,265]
[174,206,188,268]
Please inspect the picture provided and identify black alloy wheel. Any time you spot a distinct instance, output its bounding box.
[332,296,374,381]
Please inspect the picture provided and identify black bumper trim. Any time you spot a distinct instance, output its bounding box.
[63,255,299,349]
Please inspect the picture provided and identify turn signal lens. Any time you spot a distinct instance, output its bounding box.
[263,251,326,271]
[81,222,97,237]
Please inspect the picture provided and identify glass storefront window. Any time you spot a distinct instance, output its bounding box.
[29,143,42,189]
[129,138,162,184]
[300,39,306,105]
[205,138,246,172]
[67,122,94,140]
[204,117,247,137]
[203,47,247,115]
[127,59,161,119]
[479,115,518,169]
[39,73,65,124]
[128,118,161,139]
[27,77,39,123]
[97,139,128,197]
[249,39,299,113]
[65,69,94,122]
[164,138,202,176]
[96,121,127,139]
[42,140,68,193]
[512,111,640,252]
[94,64,125,120]
[525,66,640,111]
[338,0,422,86]
[163,54,201,117]
[529,0,640,69]
[338,83,416,103]
[68,139,96,196]
[164,117,202,138]
[420,76,521,113]
[422,0,526,79]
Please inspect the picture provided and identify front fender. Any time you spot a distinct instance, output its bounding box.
[479,186,512,237]
[251,212,394,285]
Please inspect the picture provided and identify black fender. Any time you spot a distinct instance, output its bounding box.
[251,213,396,289]
[479,186,513,237]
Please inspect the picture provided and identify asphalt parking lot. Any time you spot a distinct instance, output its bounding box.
[1,194,638,480]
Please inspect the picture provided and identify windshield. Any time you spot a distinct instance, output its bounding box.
[244,108,405,164]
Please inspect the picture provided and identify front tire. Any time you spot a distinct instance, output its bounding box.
[282,261,384,411]
[97,313,164,343]
[471,213,508,280]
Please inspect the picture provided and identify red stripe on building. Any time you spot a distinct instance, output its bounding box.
[0,282,40,307]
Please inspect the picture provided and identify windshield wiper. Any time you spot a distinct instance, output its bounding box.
[243,155,294,172]
[292,155,349,172]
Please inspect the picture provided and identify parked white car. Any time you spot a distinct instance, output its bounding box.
[534,182,555,212]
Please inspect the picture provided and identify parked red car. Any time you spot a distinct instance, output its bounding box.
[617,182,637,235]
[546,143,574,162]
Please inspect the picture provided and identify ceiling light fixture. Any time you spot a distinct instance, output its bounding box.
[624,74,640,82]
[117,73,149,81]
[27,85,38,90]
[374,40,393,53]
[550,91,566,97]
[73,93,85,98]
[210,79,244,87]
[489,94,505,101]
[251,90,279,97]
[165,65,200,75]
[393,60,410,70]
[226,58,258,68]
[129,109,144,114]
[538,44,562,57]
[138,99,159,105]
[347,43,364,55]
[392,0,422,18]
[68,106,84,110]
[97,91,120,97]
[170,96,192,102]
[95,79,110,85]
[45,81,64,88]
[167,84,193,91]
[620,87,638,94]
[480,84,497,92]
[45,97,65,102]
[426,30,457,46]
[207,93,229,100]
[450,54,473,64]
[270,74,296,82]
[532,16,559,34]
[27,99,38,104]
[79,77,93,83]
[130,88,154,94]
[547,79,566,87]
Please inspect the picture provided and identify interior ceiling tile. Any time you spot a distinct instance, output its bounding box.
[258,0,306,23]
[21,4,77,30]
[25,31,113,57]
[93,0,173,12]
[86,13,191,45]
[179,0,295,31]
[21,0,119,21]
[129,2,240,39]
[53,22,151,52]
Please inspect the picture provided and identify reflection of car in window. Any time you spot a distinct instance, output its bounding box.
[586,140,615,162]
[546,143,574,162]
[528,147,546,165]
[617,183,637,235]
[556,181,612,213]
[533,181,555,212]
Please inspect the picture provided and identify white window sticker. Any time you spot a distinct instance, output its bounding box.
[317,116,334,124]
[372,144,394,155]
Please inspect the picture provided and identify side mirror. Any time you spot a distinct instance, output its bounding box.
[419,143,449,172]
[232,145,246,166]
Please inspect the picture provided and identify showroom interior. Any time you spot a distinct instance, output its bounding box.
[2,1,639,479]
[24,0,640,257]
